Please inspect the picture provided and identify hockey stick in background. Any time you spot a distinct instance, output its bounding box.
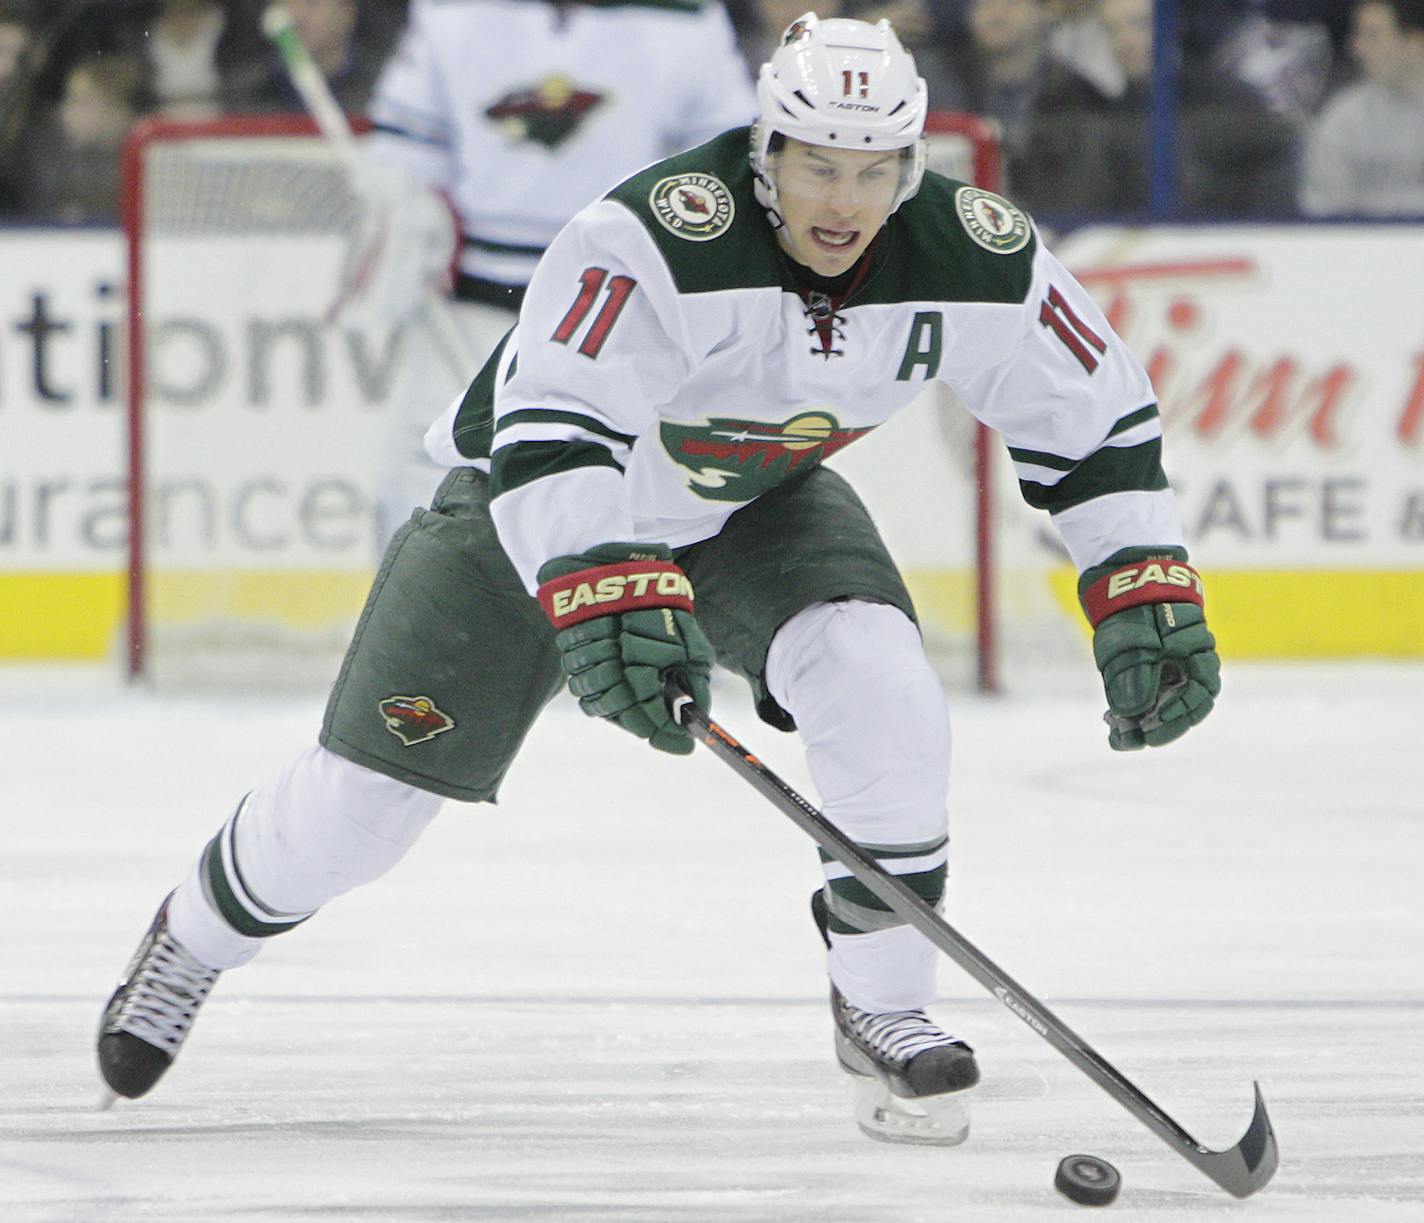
[665,686,1279,1200]
[260,4,479,381]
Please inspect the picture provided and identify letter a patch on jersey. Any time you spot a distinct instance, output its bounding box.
[379,695,455,746]
[954,187,1030,254]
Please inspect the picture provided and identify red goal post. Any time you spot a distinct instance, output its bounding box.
[922,110,1001,692]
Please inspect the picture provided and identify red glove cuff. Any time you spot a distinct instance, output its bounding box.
[538,560,695,629]
[1080,558,1204,628]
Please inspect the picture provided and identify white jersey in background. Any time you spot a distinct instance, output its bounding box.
[369,0,758,289]
[360,0,756,541]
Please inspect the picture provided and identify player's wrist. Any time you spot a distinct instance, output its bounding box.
[536,544,694,631]
[1077,545,1201,628]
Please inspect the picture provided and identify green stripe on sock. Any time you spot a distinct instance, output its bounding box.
[825,863,946,935]
[818,835,947,864]
[201,831,309,939]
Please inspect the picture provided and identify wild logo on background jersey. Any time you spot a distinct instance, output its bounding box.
[378,695,455,746]
[954,186,1030,254]
[649,173,735,242]
[782,17,813,45]
[661,411,874,502]
[485,76,605,149]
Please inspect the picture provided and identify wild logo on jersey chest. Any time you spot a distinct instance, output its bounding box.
[660,411,874,502]
[485,76,605,149]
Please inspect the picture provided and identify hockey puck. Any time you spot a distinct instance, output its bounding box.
[1054,1154,1121,1206]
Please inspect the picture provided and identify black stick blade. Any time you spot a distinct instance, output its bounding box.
[1186,1082,1279,1199]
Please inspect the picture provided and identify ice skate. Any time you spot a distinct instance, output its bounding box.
[831,985,979,1145]
[96,894,221,1105]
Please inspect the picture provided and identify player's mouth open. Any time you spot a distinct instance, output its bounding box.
[812,227,857,249]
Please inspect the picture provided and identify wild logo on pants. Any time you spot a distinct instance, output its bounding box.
[379,696,455,746]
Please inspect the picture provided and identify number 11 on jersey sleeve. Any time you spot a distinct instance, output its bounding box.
[1039,284,1108,374]
[551,267,638,359]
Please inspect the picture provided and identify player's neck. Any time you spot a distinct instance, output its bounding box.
[783,236,880,298]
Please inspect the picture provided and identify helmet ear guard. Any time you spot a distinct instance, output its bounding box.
[750,14,929,222]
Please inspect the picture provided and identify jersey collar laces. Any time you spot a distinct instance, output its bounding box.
[749,13,929,231]
[798,244,879,358]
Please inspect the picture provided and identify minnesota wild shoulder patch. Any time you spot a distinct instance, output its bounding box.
[954,186,1030,254]
[649,173,735,242]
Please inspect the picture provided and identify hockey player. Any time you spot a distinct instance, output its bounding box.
[98,14,1221,1145]
[337,0,757,542]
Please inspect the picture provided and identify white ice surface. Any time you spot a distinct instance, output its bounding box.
[2,660,1421,1221]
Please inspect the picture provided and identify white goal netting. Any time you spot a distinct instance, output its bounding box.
[125,117,381,689]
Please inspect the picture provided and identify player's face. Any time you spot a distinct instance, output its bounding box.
[769,139,902,277]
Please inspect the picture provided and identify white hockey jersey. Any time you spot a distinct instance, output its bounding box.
[366,0,756,289]
[429,128,1185,589]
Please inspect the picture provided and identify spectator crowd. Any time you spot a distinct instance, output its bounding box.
[1,0,1422,224]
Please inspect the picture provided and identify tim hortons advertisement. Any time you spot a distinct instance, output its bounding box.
[1056,226,1424,568]
[1053,226,1423,657]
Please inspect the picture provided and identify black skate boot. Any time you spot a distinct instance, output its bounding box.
[830,985,979,1144]
[97,894,221,1104]
[813,889,979,1145]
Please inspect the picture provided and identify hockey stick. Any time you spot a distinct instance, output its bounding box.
[666,687,1279,1199]
[260,4,479,380]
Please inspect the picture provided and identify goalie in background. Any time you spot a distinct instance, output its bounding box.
[331,0,757,545]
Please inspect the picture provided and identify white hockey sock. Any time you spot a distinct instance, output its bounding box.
[168,860,267,970]
[828,924,941,1014]
[767,599,951,1013]
[167,746,444,970]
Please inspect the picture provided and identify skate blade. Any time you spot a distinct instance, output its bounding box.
[850,1075,971,1147]
[96,1087,120,1112]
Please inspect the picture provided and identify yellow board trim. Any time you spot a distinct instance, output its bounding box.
[905,565,1424,660]
[1185,569,1424,657]
[0,571,373,660]
[4,568,1422,660]
[148,570,373,627]
[0,573,126,658]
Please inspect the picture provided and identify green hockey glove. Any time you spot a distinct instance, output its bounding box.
[537,543,713,755]
[1078,546,1221,751]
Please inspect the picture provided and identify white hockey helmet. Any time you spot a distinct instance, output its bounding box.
[751,14,929,223]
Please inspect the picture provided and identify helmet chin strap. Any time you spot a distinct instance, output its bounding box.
[752,169,786,232]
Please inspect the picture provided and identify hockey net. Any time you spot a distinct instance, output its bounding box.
[123,115,379,688]
[122,112,1079,692]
